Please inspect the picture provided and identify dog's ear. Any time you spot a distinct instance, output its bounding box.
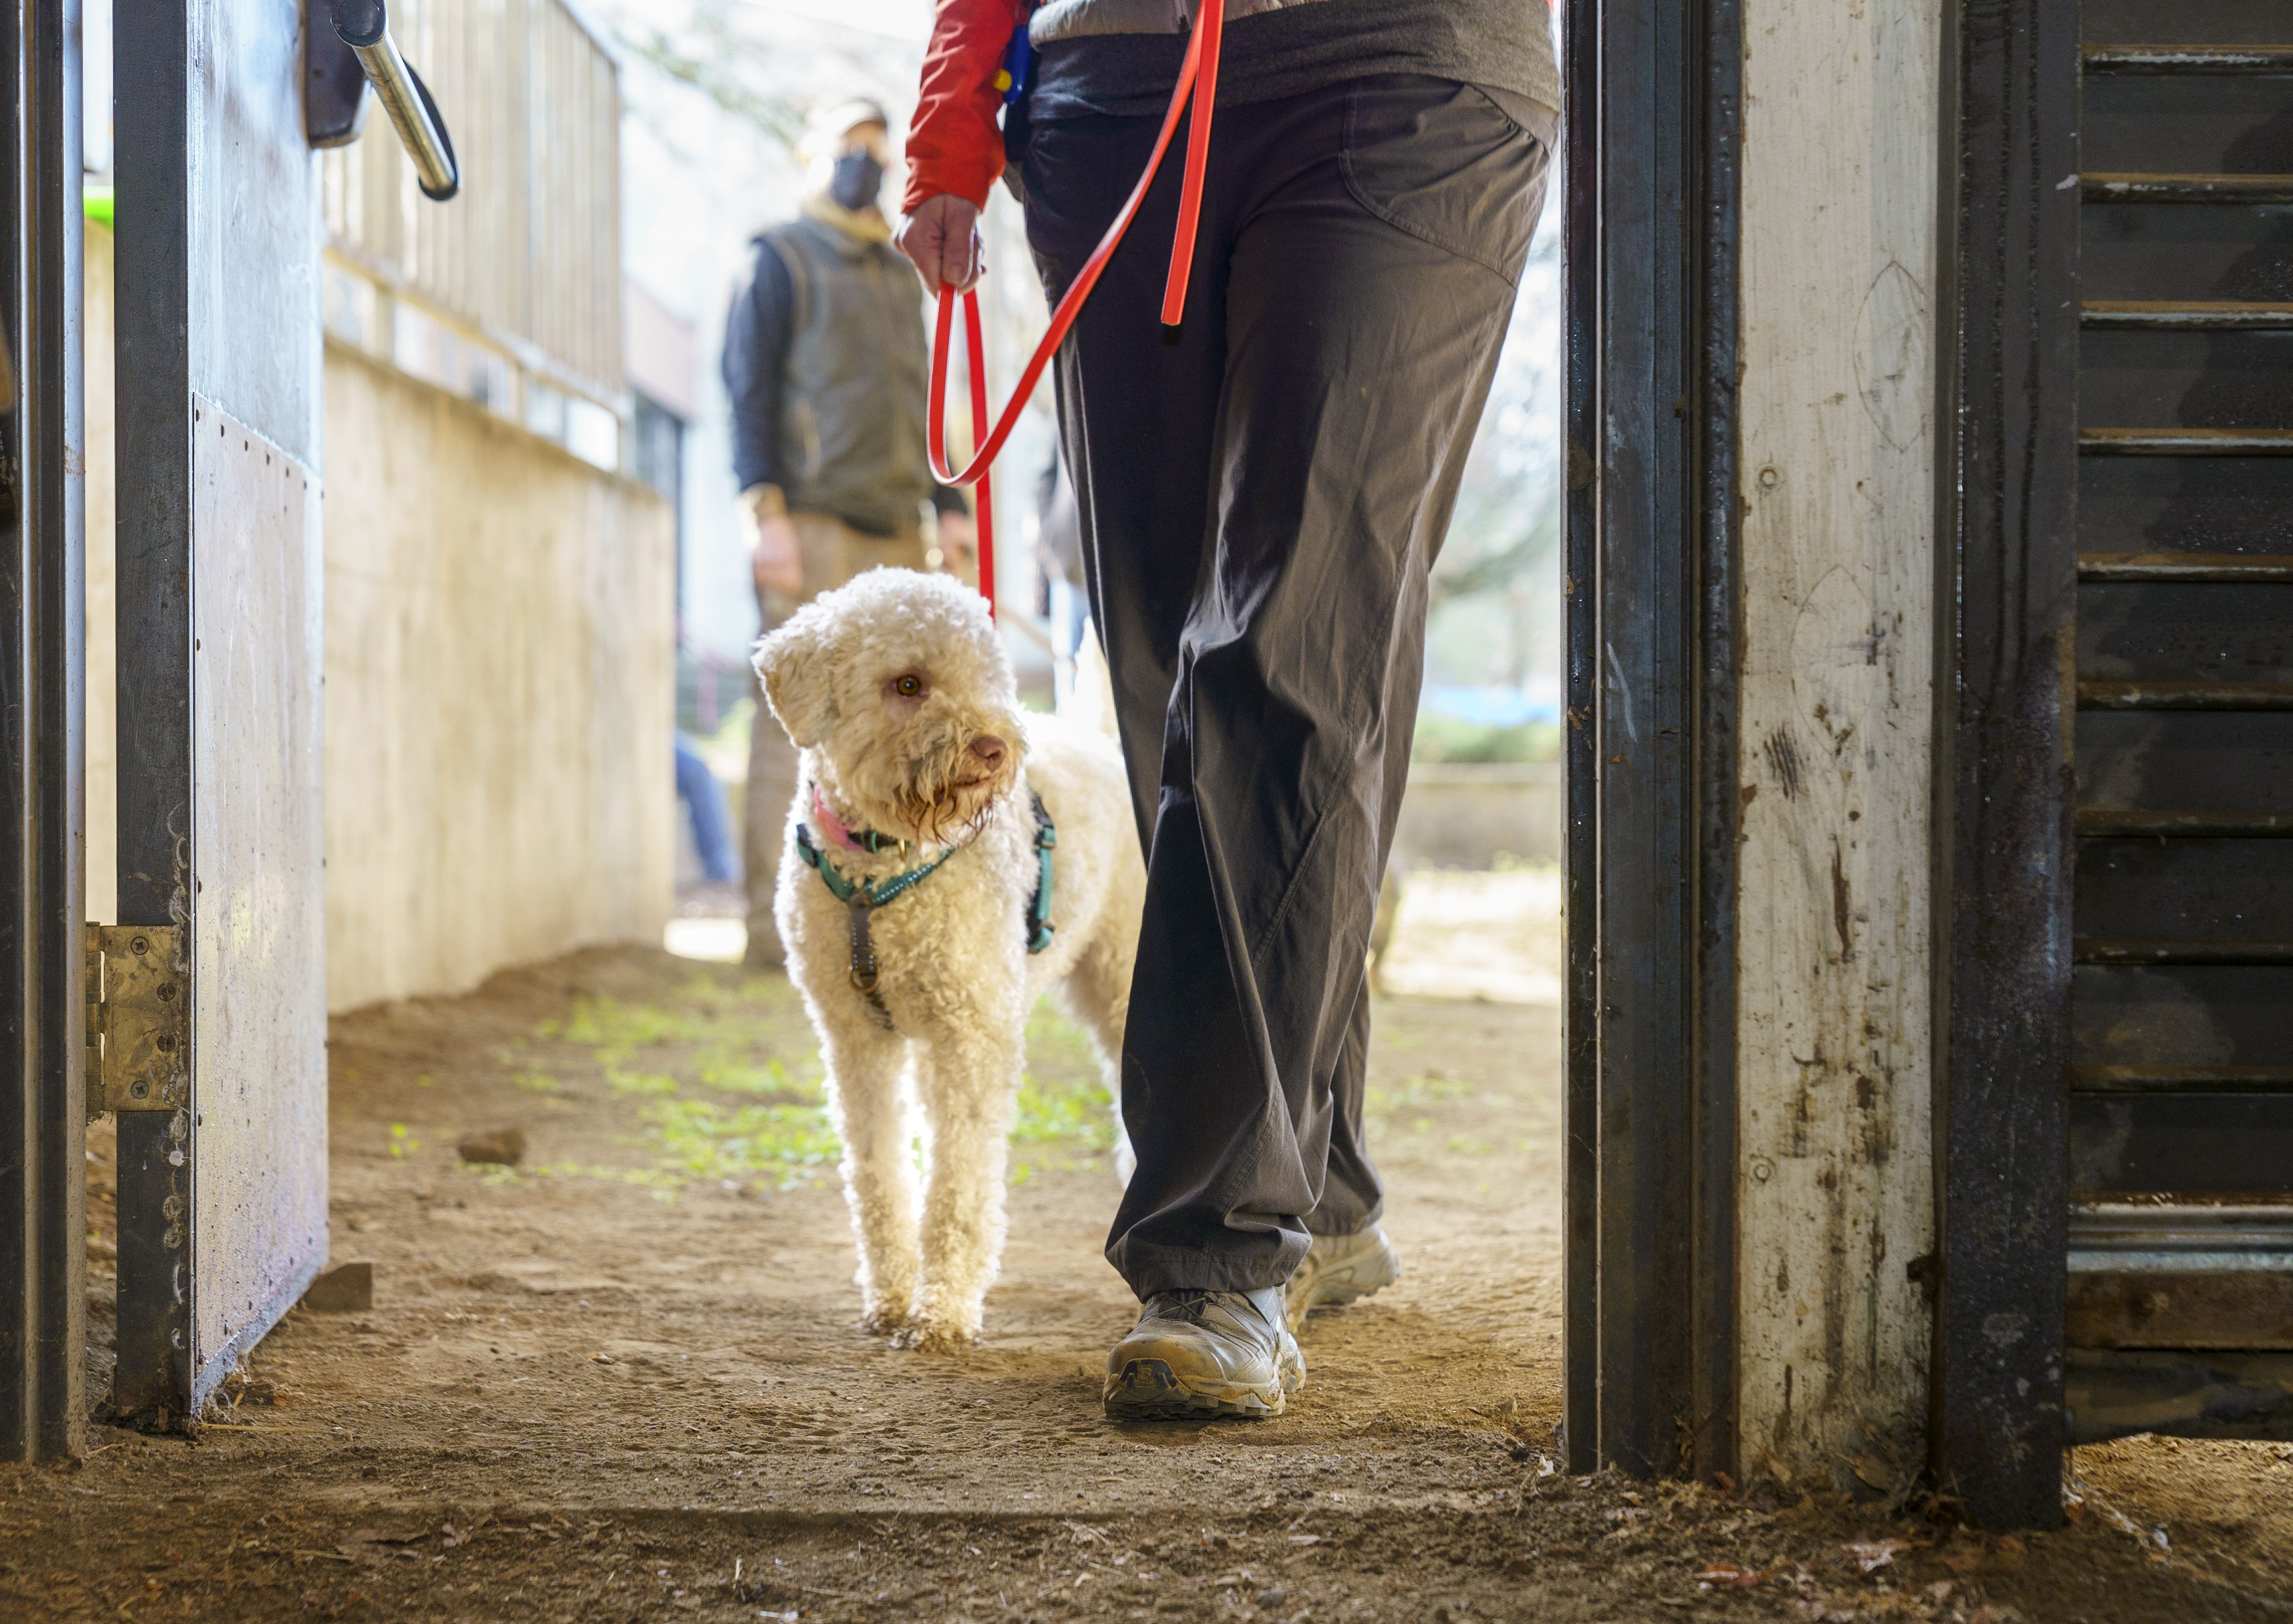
[753,615,835,749]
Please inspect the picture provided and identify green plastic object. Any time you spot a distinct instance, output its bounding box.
[84,183,113,229]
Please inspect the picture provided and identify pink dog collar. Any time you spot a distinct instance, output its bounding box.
[810,783,879,854]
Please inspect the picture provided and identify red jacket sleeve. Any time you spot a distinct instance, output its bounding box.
[903,0,1024,213]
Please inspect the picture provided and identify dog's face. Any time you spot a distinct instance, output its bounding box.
[753,568,1026,845]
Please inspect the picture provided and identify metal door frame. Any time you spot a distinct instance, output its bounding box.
[1929,0,2081,1530]
[1561,0,1745,1481]
[111,0,199,1430]
[1569,0,2088,1522]
[0,0,85,1465]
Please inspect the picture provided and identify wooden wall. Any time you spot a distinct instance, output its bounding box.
[322,0,624,400]
[1735,0,1942,1486]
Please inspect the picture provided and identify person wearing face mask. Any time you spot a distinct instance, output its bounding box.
[723,97,977,968]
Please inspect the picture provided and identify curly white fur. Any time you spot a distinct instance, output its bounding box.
[754,569,1144,1352]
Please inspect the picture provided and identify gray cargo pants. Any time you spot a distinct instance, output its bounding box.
[1022,74,1551,1297]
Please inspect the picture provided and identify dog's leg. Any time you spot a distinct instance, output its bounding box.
[905,1030,1023,1352]
[821,1024,922,1334]
[1061,936,1137,1189]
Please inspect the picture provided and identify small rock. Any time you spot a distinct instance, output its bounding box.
[301,1261,373,1313]
[1256,1588,1288,1609]
[1842,1537,1905,1575]
[455,1126,526,1166]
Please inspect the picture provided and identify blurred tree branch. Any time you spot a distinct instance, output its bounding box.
[1431,503,1557,607]
[617,4,805,150]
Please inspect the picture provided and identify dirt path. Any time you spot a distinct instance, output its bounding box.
[7,948,2291,1623]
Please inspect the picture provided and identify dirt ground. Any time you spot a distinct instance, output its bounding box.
[8,945,2293,1623]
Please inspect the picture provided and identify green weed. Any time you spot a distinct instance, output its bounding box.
[1364,1070,1473,1125]
[641,1097,843,1187]
[1012,1072,1116,1148]
[530,975,1113,1192]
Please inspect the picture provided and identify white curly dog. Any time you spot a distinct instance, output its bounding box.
[754,568,1144,1352]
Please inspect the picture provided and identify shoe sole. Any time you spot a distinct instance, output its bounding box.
[1285,1234,1401,1331]
[1103,1357,1285,1420]
[1102,1336,1305,1421]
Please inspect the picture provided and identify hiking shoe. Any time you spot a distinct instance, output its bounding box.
[1103,1288,1304,1420]
[1283,1225,1401,1331]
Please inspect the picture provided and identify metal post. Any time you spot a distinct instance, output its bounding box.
[1563,0,1742,1481]
[111,0,192,1426]
[1930,0,2081,1530]
[0,0,86,1464]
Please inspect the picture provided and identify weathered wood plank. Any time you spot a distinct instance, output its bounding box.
[320,0,623,397]
[1736,0,1940,1488]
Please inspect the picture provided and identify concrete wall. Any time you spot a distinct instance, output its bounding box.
[1735,0,1940,1486]
[1392,764,1562,871]
[321,344,675,1011]
[83,224,676,1008]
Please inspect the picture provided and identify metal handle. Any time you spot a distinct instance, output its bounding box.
[330,0,459,201]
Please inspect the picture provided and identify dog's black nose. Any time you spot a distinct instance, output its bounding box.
[968,735,1008,768]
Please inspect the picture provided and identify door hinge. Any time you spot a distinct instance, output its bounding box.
[85,924,188,1114]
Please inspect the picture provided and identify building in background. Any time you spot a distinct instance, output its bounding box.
[85,0,678,1013]
[626,277,697,558]
[625,278,703,739]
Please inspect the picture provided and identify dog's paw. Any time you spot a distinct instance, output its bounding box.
[858,1305,911,1338]
[897,1320,976,1356]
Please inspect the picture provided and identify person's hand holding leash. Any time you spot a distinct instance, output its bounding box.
[935,506,979,587]
[896,194,983,295]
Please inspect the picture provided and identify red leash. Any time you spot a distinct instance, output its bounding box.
[927,4,1224,619]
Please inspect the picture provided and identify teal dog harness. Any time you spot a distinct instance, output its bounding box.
[795,788,1057,1028]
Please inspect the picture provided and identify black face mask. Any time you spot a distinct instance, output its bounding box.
[828,151,884,212]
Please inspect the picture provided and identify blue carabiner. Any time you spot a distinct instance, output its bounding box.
[998,21,1033,107]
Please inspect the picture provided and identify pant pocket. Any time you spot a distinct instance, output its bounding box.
[1340,76,1540,286]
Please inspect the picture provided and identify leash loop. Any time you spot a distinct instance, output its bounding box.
[927,8,1224,619]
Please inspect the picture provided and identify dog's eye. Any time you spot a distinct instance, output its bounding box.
[893,675,923,698]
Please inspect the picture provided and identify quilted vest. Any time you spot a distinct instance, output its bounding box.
[756,216,934,537]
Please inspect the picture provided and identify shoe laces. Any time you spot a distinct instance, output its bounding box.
[1145,1288,1274,1334]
